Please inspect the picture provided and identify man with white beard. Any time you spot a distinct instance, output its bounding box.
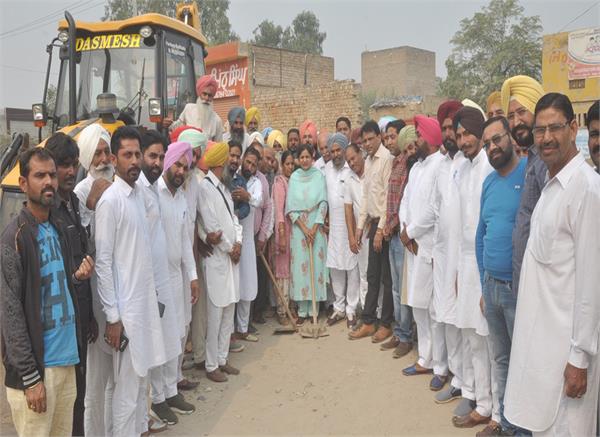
[166,75,224,142]
[73,124,120,437]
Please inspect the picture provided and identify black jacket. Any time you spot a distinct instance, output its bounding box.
[0,206,81,390]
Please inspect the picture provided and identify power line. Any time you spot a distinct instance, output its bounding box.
[0,0,87,36]
[0,64,59,75]
[558,1,599,32]
[0,0,104,41]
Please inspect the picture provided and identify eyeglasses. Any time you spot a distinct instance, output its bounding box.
[483,132,509,150]
[533,122,570,137]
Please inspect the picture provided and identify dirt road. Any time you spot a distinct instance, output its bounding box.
[1,318,483,436]
[168,318,477,436]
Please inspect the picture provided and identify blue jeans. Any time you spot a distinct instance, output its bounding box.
[389,235,413,343]
[482,272,518,432]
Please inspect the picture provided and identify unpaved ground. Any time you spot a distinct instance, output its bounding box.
[0,317,482,436]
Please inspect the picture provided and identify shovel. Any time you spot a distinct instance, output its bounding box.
[259,252,297,334]
[299,241,329,339]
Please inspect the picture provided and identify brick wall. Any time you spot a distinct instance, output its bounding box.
[362,46,436,98]
[241,43,334,89]
[252,80,362,134]
[369,95,445,122]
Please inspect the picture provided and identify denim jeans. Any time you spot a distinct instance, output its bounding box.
[389,235,413,343]
[482,272,518,432]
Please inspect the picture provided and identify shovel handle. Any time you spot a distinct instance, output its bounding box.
[307,241,318,328]
[259,252,296,326]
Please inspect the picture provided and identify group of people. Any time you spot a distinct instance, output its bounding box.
[1,71,598,437]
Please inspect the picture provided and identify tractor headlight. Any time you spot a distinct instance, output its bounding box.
[140,26,153,38]
[58,30,69,43]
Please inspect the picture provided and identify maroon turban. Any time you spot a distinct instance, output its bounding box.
[437,100,463,127]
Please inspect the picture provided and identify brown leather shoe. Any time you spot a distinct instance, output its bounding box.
[476,420,502,436]
[219,362,240,375]
[371,326,393,343]
[348,322,376,340]
[380,335,401,350]
[453,410,491,428]
[206,368,228,383]
[177,379,199,391]
[392,341,413,358]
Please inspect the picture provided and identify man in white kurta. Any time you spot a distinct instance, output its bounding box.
[140,137,196,424]
[157,143,200,392]
[399,115,445,381]
[74,124,117,437]
[95,127,166,437]
[198,142,243,382]
[325,134,360,326]
[234,148,262,340]
[343,144,369,315]
[504,96,600,436]
[455,144,494,426]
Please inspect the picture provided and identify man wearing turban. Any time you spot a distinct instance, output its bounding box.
[197,142,242,382]
[451,107,496,428]
[437,100,463,157]
[486,91,504,119]
[166,75,224,142]
[224,106,251,152]
[324,133,360,328]
[299,120,318,147]
[399,115,446,385]
[266,129,287,152]
[245,107,261,134]
[500,75,547,300]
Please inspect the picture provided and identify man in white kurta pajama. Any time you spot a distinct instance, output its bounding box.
[234,148,262,339]
[136,133,184,426]
[400,116,444,381]
[95,127,166,437]
[325,134,360,326]
[504,94,600,436]
[157,142,201,418]
[455,145,494,426]
[198,142,243,383]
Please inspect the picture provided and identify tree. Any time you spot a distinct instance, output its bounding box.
[281,11,326,54]
[103,0,238,45]
[251,20,284,48]
[438,0,542,106]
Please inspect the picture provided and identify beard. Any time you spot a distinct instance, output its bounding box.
[222,164,234,190]
[241,167,253,180]
[443,138,459,155]
[196,99,214,129]
[511,125,534,149]
[230,128,244,144]
[489,143,514,169]
[89,163,115,181]
[32,186,56,207]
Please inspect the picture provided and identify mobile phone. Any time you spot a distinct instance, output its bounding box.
[103,331,129,352]
[158,301,165,318]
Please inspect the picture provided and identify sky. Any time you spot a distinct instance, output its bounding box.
[0,0,598,109]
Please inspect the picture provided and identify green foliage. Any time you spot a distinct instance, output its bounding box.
[438,0,542,106]
[103,0,238,45]
[251,20,283,48]
[251,11,326,54]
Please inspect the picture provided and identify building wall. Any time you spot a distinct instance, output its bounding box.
[243,43,334,91]
[252,80,362,134]
[361,46,436,98]
[369,95,445,124]
[542,30,600,127]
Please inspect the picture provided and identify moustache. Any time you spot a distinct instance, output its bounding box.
[42,186,56,195]
[539,142,560,150]
[591,145,600,154]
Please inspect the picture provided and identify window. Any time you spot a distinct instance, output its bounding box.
[165,34,195,121]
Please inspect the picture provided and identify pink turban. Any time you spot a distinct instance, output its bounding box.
[299,120,318,145]
[196,75,218,96]
[163,141,193,173]
[414,115,442,146]
[437,100,463,126]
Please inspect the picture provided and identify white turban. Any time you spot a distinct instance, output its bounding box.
[77,124,111,171]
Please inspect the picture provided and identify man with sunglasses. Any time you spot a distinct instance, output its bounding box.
[471,114,526,436]
[505,93,600,436]
[500,75,546,297]
[166,75,224,142]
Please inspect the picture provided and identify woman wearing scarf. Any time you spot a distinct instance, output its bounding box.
[286,145,328,325]
[272,150,295,325]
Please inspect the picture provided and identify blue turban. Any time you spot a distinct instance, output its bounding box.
[327,132,349,151]
[227,107,246,126]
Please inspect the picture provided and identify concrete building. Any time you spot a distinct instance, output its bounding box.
[361,46,436,98]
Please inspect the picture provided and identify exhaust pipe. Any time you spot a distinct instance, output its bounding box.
[65,11,77,125]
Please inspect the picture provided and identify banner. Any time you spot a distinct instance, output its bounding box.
[568,27,600,79]
[209,59,249,99]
